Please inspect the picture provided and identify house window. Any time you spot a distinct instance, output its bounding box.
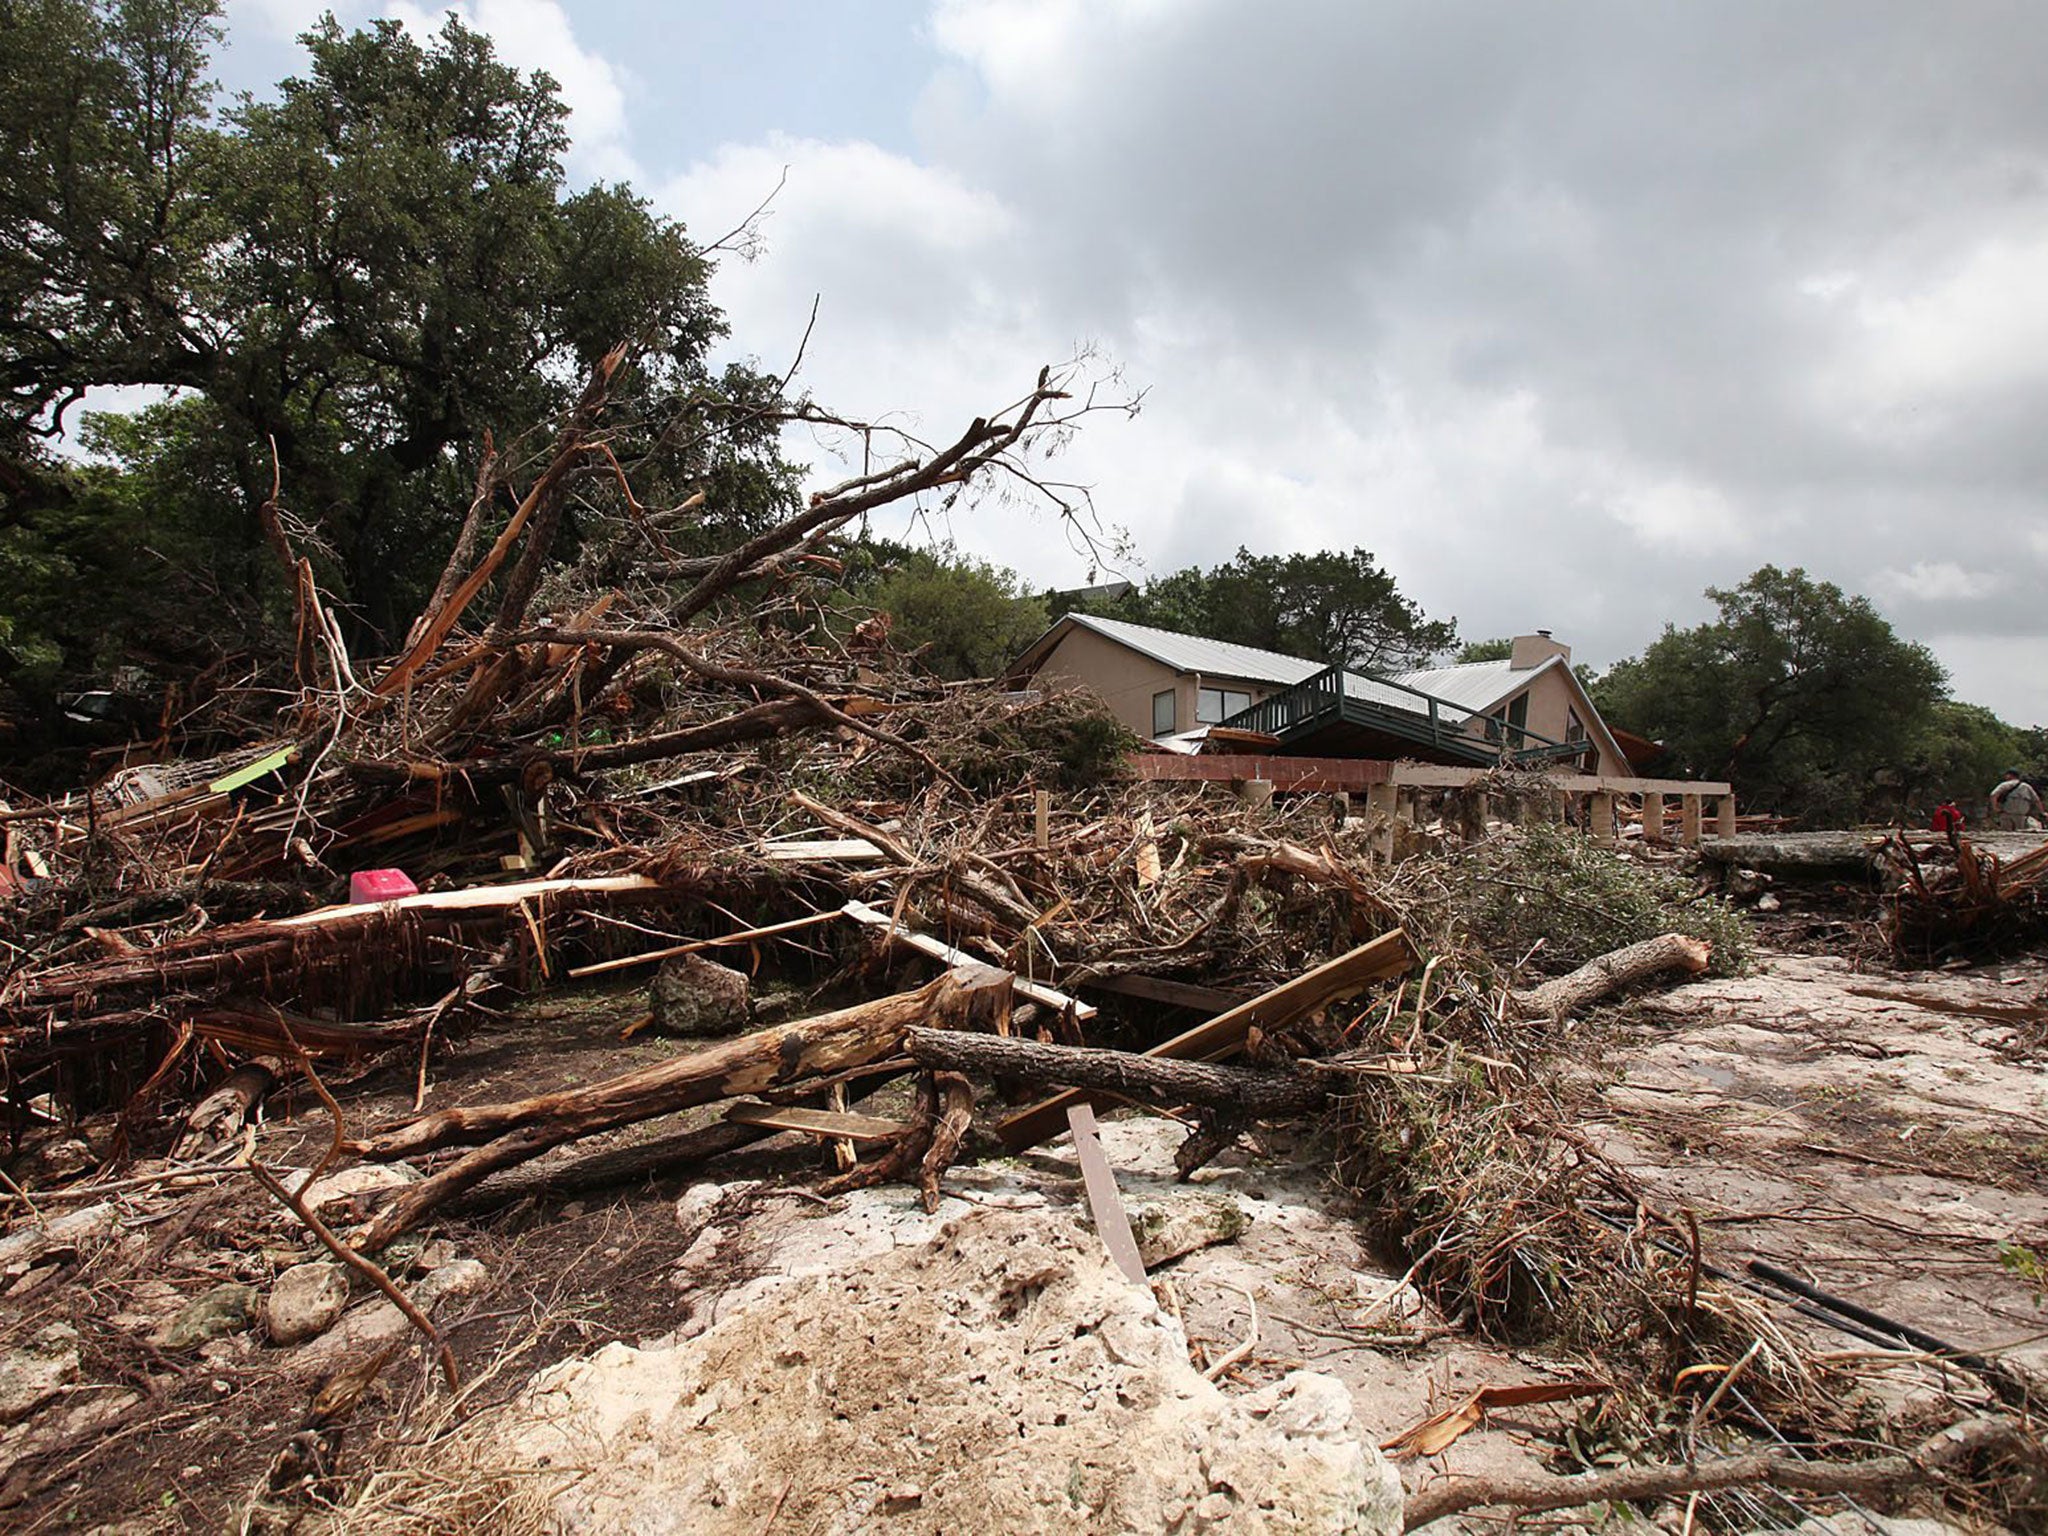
[1196,687,1252,724]
[1566,708,1585,744]
[1152,690,1176,736]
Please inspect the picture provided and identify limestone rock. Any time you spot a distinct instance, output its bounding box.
[0,1323,79,1423]
[454,1207,1403,1535]
[1133,1194,1250,1269]
[290,1259,488,1375]
[157,1283,258,1350]
[649,953,750,1037]
[1726,866,1773,900]
[297,1163,420,1223]
[267,1262,350,1345]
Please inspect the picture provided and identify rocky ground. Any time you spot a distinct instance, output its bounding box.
[3,920,2045,1532]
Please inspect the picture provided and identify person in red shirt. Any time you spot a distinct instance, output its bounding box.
[1931,801,1964,835]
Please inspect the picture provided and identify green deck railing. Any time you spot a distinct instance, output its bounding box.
[1224,664,1591,768]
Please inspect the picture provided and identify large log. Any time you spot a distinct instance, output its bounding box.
[4,875,662,1042]
[996,928,1416,1152]
[905,1028,1327,1118]
[1509,933,1711,1018]
[352,967,1012,1249]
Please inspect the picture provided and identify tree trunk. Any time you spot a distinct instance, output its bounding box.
[906,1027,1327,1117]
[172,1057,282,1159]
[1510,933,1711,1018]
[352,967,1012,1249]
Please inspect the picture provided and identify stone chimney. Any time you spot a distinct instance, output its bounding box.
[1510,630,1570,671]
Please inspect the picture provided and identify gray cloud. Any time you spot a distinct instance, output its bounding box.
[660,0,2048,722]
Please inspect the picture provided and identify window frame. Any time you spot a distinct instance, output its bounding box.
[1152,689,1177,736]
[1195,686,1253,725]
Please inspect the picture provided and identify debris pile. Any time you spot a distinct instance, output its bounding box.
[1884,832,2048,964]
[0,359,2039,1530]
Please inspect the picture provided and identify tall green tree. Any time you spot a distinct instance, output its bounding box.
[1453,637,1513,664]
[1594,566,1948,822]
[845,545,1048,681]
[0,1,788,693]
[1062,546,1454,670]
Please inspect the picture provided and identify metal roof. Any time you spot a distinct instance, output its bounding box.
[1050,613,1326,687]
[1386,658,1538,715]
[1341,670,1478,724]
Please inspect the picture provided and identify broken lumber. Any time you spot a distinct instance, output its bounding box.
[351,966,1012,1248]
[5,874,663,1046]
[1509,932,1711,1018]
[724,1102,912,1144]
[996,927,1417,1151]
[841,899,1096,1023]
[904,1028,1327,1118]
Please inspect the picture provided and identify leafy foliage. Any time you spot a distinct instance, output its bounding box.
[845,544,1048,681]
[1453,637,1513,664]
[1892,701,2040,823]
[1054,545,1455,670]
[0,1,796,729]
[1594,566,1949,824]
[1441,822,1750,980]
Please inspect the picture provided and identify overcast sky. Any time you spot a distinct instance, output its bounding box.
[225,0,2048,725]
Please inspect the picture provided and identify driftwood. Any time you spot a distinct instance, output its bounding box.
[998,928,1417,1151]
[4,876,662,1048]
[1402,1414,2041,1530]
[172,1057,281,1159]
[1509,933,1710,1018]
[351,967,1012,1248]
[905,1028,1327,1118]
[443,1120,774,1217]
[917,1071,974,1212]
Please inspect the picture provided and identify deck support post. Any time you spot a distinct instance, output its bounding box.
[1640,790,1666,843]
[1589,790,1617,847]
[1366,782,1398,862]
[1680,795,1703,847]
[1713,793,1737,838]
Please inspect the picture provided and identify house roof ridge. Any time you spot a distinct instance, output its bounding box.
[1051,612,1326,685]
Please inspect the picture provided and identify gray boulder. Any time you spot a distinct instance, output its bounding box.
[649,953,750,1037]
[267,1262,350,1345]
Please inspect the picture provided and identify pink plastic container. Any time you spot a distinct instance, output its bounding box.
[349,868,419,904]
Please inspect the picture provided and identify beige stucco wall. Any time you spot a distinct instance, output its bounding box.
[1029,629,1278,739]
[1458,664,1627,775]
[1031,627,1181,737]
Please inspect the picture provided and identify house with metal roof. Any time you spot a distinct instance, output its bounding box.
[1004,614,1629,774]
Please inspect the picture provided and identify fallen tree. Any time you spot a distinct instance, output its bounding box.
[1403,1414,2044,1530]
[350,967,1012,1248]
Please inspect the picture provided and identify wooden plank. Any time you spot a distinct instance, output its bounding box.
[1085,973,1251,1013]
[1389,763,1731,796]
[207,745,297,794]
[277,873,658,926]
[757,838,885,862]
[1067,1104,1147,1284]
[997,927,1417,1151]
[1129,754,1393,791]
[841,900,1096,1023]
[724,1101,911,1144]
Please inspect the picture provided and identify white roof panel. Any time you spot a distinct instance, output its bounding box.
[1058,613,1326,687]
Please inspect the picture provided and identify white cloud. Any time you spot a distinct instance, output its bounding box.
[1927,633,2048,731]
[1826,235,2048,438]
[1602,478,1749,556]
[1872,561,2002,603]
[230,0,2048,723]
